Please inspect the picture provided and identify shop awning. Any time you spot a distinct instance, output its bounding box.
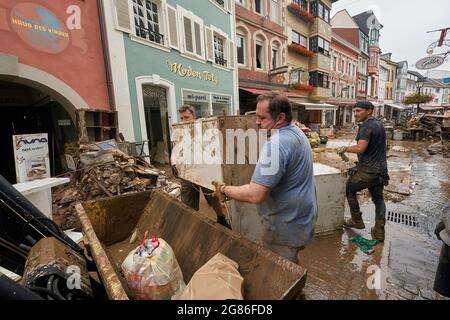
[294,102,338,111]
[385,103,407,110]
[239,87,304,98]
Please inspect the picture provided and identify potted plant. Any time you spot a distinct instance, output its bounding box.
[288,43,314,57]
[287,2,316,23]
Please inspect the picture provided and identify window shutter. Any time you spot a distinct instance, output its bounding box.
[183,16,194,53]
[228,40,235,69]
[194,21,202,56]
[205,27,214,62]
[114,0,132,33]
[287,27,292,44]
[166,4,179,50]
[226,0,233,13]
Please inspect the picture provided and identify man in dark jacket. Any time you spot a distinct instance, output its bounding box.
[434,200,450,298]
[336,101,389,241]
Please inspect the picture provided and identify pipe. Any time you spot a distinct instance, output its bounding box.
[97,0,117,114]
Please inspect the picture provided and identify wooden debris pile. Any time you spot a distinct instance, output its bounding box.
[52,144,181,231]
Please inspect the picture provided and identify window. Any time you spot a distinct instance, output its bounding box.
[272,45,279,69]
[331,82,336,97]
[310,1,330,23]
[214,0,225,8]
[271,0,280,24]
[341,58,345,73]
[309,71,329,88]
[236,34,245,65]
[236,0,246,5]
[310,36,329,56]
[256,41,264,69]
[332,56,337,71]
[255,0,264,14]
[293,0,308,10]
[179,7,204,59]
[214,35,226,66]
[133,0,163,44]
[291,30,307,48]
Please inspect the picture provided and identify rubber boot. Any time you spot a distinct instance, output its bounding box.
[343,212,365,229]
[371,219,386,242]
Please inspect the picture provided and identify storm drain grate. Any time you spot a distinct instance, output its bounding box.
[387,211,419,228]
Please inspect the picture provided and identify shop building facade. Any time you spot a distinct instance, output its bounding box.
[0,0,112,182]
[101,0,238,163]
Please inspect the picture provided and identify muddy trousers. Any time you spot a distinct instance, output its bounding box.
[434,244,450,298]
[346,170,386,220]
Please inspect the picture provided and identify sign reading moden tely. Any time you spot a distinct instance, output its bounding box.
[167,61,219,85]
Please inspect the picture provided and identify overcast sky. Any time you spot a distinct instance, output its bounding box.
[330,0,450,75]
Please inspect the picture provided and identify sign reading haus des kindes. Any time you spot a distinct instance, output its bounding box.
[13,133,51,183]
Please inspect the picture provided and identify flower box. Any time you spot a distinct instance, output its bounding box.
[287,3,316,23]
[292,83,315,92]
[288,43,314,58]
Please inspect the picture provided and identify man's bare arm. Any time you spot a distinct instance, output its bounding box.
[345,139,369,154]
[223,182,271,205]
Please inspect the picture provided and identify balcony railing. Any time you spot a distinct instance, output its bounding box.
[135,26,164,44]
[215,56,227,67]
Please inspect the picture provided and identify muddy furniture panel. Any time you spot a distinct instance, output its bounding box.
[79,191,307,300]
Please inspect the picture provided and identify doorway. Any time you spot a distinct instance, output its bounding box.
[0,81,77,184]
[142,85,170,164]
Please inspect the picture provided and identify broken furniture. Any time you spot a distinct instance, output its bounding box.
[0,174,81,276]
[75,190,308,300]
[13,177,70,219]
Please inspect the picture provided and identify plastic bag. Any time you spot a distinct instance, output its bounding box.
[121,233,185,300]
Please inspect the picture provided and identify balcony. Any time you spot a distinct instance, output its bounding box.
[310,87,331,101]
[310,18,332,39]
[287,3,315,23]
[309,54,331,72]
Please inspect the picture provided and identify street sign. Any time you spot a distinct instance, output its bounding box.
[443,77,450,84]
[415,55,445,70]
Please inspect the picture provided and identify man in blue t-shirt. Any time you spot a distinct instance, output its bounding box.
[336,100,389,241]
[213,92,317,263]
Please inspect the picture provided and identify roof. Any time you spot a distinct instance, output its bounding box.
[423,78,448,88]
[353,10,383,36]
[408,70,425,80]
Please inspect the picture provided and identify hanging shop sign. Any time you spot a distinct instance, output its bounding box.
[415,55,445,70]
[13,133,51,183]
[167,61,219,85]
[212,94,231,104]
[1,3,87,54]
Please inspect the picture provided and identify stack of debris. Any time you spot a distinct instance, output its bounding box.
[52,141,181,231]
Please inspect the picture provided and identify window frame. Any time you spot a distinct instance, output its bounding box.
[309,71,329,88]
[310,1,330,23]
[254,0,265,15]
[310,36,330,56]
[236,33,246,66]
[291,29,308,48]
[178,6,205,61]
[270,0,280,24]
[131,0,170,49]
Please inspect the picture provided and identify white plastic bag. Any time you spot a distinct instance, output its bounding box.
[121,234,185,300]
